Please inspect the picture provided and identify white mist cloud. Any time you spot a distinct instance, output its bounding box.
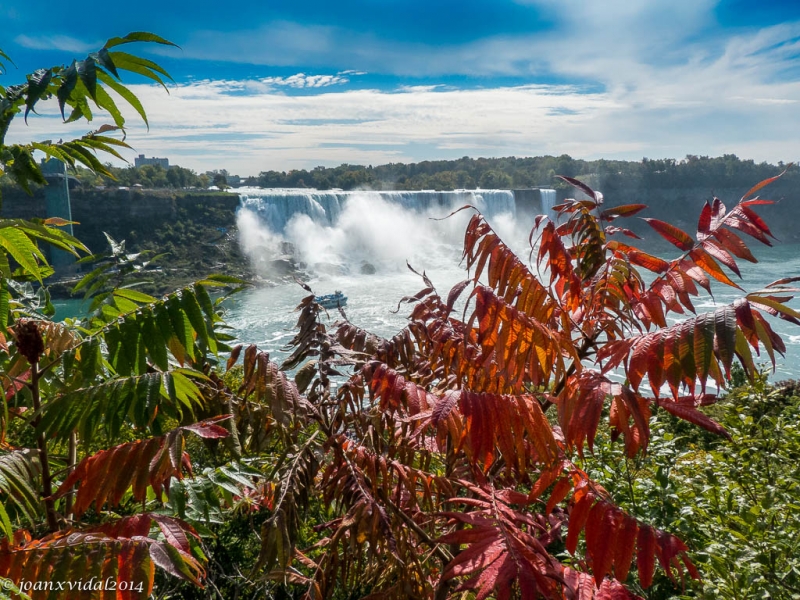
[236,190,524,279]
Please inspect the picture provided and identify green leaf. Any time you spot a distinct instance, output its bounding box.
[23,69,52,123]
[114,287,157,304]
[96,70,149,129]
[56,60,78,119]
[0,279,7,330]
[107,51,172,89]
[77,57,97,99]
[0,493,13,540]
[0,226,45,282]
[92,47,119,78]
[104,32,178,50]
[181,288,211,352]
[197,274,250,286]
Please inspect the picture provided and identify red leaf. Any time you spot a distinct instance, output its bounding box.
[432,390,460,425]
[557,175,601,204]
[628,250,670,273]
[601,204,648,221]
[584,501,611,576]
[614,514,639,583]
[689,249,741,289]
[767,276,800,287]
[643,219,694,251]
[183,417,231,439]
[590,507,620,585]
[546,477,573,514]
[697,202,712,239]
[151,514,198,554]
[727,217,772,246]
[226,344,242,371]
[596,578,645,599]
[657,399,730,439]
[737,205,775,238]
[713,228,757,262]
[605,226,643,239]
[566,492,595,555]
[637,525,656,589]
[741,171,784,200]
[446,280,471,313]
[701,239,740,277]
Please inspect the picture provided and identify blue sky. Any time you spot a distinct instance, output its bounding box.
[3,0,800,175]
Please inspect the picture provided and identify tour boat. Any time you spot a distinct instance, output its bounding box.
[316,290,347,309]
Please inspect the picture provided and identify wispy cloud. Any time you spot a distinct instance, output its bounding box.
[14,34,99,54]
[5,3,800,175]
[261,72,357,88]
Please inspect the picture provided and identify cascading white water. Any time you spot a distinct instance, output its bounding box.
[236,188,520,278]
[540,188,557,214]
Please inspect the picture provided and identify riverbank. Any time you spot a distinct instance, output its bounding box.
[1,187,253,298]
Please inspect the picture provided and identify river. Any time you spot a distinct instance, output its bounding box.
[54,187,800,382]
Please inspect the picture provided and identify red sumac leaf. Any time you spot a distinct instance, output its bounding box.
[183,418,231,439]
[727,216,772,246]
[566,492,595,555]
[697,201,712,239]
[226,344,242,371]
[601,204,647,221]
[657,399,730,439]
[545,477,573,514]
[643,219,694,251]
[557,175,601,203]
[637,525,656,589]
[741,171,784,200]
[737,205,774,237]
[446,279,470,313]
[614,514,639,583]
[701,239,740,276]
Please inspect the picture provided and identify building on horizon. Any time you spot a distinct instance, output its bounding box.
[134,154,169,169]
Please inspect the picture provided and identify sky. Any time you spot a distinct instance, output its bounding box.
[2,0,800,176]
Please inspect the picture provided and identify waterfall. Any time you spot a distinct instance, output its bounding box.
[236,188,519,278]
[540,188,557,214]
[237,188,516,233]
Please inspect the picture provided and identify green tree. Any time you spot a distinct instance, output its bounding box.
[478,168,513,188]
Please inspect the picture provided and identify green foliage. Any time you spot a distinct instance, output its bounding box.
[583,377,800,599]
[0,33,176,193]
[0,34,253,598]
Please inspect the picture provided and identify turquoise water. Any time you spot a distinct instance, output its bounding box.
[53,242,800,380]
[224,242,800,379]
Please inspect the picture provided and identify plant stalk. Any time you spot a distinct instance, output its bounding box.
[30,362,59,531]
[64,431,77,521]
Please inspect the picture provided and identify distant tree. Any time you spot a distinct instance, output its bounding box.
[479,169,513,188]
[213,172,228,188]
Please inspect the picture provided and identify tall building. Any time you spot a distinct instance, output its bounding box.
[134,154,169,169]
[40,158,76,271]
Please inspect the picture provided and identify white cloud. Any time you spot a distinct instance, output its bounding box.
[261,72,355,88]
[5,7,800,175]
[14,34,100,54]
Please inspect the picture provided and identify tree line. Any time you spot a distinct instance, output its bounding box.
[250,154,796,192]
[3,153,795,195]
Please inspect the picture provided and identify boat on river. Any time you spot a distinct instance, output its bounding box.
[316,290,347,309]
